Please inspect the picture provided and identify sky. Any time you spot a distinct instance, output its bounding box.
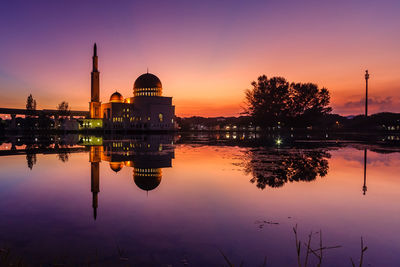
[0,0,399,117]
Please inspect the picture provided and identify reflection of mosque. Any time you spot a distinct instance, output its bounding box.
[87,135,175,220]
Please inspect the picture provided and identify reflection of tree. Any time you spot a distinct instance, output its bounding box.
[26,145,37,170]
[242,148,330,189]
[57,145,70,162]
[57,151,69,162]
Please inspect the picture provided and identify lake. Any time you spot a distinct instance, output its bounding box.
[0,134,399,266]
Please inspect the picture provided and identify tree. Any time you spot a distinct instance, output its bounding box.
[57,101,70,117]
[244,75,290,126]
[26,94,37,110]
[25,94,37,127]
[244,75,332,127]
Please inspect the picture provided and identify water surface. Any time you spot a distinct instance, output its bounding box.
[0,135,399,266]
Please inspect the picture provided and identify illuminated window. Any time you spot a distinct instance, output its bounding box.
[159,113,163,122]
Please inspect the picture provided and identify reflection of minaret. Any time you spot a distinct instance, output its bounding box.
[363,148,367,195]
[89,43,101,118]
[90,146,102,220]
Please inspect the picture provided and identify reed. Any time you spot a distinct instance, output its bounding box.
[220,225,366,267]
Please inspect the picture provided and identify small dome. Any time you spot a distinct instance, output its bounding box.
[133,73,162,97]
[109,162,123,172]
[110,91,124,102]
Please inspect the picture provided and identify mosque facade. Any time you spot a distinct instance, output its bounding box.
[87,43,175,131]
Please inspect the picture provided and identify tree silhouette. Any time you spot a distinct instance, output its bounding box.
[57,101,70,117]
[242,148,330,189]
[25,94,37,129]
[26,94,36,110]
[244,75,332,127]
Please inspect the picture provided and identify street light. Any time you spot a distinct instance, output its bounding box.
[365,70,370,117]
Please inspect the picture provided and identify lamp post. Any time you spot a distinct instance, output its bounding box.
[365,70,369,117]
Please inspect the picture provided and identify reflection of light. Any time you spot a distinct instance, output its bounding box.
[275,138,282,145]
[125,161,133,167]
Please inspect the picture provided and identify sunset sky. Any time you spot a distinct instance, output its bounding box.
[0,0,399,117]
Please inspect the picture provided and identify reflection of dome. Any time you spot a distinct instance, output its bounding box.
[133,73,162,97]
[110,91,124,102]
[109,162,123,172]
[133,168,162,191]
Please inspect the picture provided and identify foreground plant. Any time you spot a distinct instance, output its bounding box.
[220,224,367,267]
[293,224,341,267]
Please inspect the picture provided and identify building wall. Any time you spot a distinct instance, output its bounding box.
[101,96,175,130]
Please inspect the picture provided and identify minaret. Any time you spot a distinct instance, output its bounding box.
[89,43,101,118]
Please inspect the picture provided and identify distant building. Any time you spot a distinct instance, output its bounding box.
[87,43,175,131]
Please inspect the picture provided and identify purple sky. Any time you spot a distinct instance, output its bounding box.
[1,0,399,116]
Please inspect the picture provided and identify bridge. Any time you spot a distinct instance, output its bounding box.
[0,108,89,117]
[0,108,89,130]
[0,146,88,157]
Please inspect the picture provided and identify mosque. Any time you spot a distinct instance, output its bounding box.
[86,43,175,131]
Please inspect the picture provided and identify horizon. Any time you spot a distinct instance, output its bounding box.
[1,0,399,117]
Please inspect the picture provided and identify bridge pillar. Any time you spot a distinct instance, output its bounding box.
[10,114,16,130]
[54,115,60,129]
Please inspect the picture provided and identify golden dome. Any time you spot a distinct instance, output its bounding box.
[109,162,123,172]
[110,91,124,103]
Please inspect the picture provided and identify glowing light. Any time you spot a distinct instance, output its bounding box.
[276,138,282,145]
